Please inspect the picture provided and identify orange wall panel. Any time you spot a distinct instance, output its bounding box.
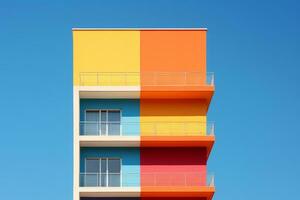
[140,30,207,87]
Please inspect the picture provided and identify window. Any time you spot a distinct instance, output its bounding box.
[85,158,121,187]
[85,111,99,135]
[85,110,121,136]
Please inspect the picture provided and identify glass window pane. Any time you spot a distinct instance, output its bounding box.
[85,174,98,186]
[86,159,99,173]
[108,159,120,173]
[101,159,107,173]
[108,122,120,136]
[109,173,120,187]
[100,122,107,135]
[101,174,107,187]
[101,111,107,121]
[108,111,121,135]
[85,111,99,135]
[108,111,120,122]
[108,158,121,187]
[85,123,99,135]
[100,159,107,186]
[86,111,99,121]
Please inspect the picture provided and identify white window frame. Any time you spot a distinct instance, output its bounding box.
[84,157,122,187]
[85,109,122,136]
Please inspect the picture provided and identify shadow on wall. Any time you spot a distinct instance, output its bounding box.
[140,99,207,116]
[140,147,207,166]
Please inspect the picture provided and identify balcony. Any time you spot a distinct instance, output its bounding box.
[80,72,140,86]
[79,121,215,152]
[141,172,215,199]
[78,72,140,99]
[141,72,214,100]
[80,172,139,187]
[79,172,214,199]
[79,121,139,147]
[79,72,214,86]
[78,72,214,100]
[79,172,140,198]
[140,121,215,154]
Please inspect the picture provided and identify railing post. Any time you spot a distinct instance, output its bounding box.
[110,73,112,85]
[211,73,214,86]
[120,122,122,136]
[98,121,100,136]
[211,174,214,186]
[106,172,108,187]
[80,73,82,86]
[96,72,98,85]
[120,172,123,187]
[211,123,215,136]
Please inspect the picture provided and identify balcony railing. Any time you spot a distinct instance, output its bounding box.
[80,72,139,86]
[80,121,215,136]
[80,172,214,188]
[80,173,125,187]
[79,72,214,86]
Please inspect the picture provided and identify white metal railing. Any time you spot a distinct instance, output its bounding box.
[79,172,214,187]
[79,72,214,86]
[142,72,214,86]
[80,121,215,136]
[80,72,139,86]
[80,173,124,187]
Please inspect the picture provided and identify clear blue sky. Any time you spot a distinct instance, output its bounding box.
[0,0,299,199]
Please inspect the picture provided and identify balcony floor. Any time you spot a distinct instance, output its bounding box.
[79,135,215,155]
[79,187,140,198]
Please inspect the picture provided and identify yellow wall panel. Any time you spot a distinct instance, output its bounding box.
[73,30,140,86]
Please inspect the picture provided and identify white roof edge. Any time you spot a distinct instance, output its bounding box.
[72,28,207,31]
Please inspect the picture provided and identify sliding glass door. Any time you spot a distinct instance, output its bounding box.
[85,110,121,136]
[85,158,121,187]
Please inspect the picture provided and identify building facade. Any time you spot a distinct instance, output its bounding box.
[73,28,215,200]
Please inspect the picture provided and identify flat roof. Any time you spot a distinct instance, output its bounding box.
[72,28,207,31]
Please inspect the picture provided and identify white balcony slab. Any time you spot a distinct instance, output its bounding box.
[79,187,140,197]
[79,136,140,147]
[78,86,140,99]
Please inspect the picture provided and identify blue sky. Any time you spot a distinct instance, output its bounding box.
[0,0,299,199]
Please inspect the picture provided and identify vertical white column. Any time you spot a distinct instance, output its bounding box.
[73,87,80,200]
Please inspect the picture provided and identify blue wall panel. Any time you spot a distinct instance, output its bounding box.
[80,147,140,187]
[80,99,140,136]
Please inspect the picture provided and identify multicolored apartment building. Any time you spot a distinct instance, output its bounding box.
[73,28,215,200]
